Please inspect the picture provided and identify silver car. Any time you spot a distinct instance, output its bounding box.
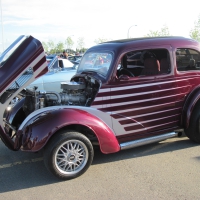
[28,55,77,92]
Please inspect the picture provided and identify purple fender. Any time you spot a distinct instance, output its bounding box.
[20,108,120,154]
[182,85,200,128]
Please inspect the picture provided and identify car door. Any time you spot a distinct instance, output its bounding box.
[108,47,178,142]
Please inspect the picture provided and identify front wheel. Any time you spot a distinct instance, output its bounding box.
[44,130,94,180]
[185,102,200,143]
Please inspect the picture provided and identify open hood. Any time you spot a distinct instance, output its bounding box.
[0,35,47,104]
[0,36,47,148]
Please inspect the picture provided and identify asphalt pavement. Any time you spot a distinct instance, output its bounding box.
[0,134,200,200]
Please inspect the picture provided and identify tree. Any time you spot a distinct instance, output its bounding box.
[94,37,110,44]
[145,30,160,37]
[77,37,85,52]
[42,42,49,53]
[47,40,56,54]
[65,36,74,53]
[190,15,200,42]
[145,25,170,37]
[56,42,64,53]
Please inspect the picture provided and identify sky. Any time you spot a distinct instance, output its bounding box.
[0,0,200,52]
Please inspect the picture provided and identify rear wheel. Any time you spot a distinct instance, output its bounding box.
[44,130,94,180]
[185,103,200,143]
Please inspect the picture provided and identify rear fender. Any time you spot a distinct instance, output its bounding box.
[182,85,200,128]
[20,108,120,153]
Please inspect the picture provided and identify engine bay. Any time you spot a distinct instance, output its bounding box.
[22,75,101,116]
[2,74,101,136]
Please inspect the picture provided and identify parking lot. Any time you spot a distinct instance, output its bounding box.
[0,134,200,200]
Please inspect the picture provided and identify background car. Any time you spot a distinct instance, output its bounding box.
[27,55,77,92]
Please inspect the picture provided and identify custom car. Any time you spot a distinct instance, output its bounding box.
[1,35,200,180]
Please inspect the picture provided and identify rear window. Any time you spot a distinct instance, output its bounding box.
[176,48,200,71]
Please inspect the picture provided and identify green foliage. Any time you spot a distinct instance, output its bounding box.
[77,37,85,50]
[145,25,170,37]
[47,40,56,54]
[76,47,88,53]
[56,42,65,53]
[65,36,74,50]
[42,36,88,54]
[190,15,200,42]
[42,41,48,52]
[43,40,69,54]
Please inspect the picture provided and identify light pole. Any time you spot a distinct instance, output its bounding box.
[0,0,4,51]
[127,24,137,38]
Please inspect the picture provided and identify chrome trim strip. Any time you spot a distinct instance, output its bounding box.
[120,132,178,150]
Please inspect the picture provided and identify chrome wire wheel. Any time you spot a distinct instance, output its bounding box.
[55,139,89,175]
[44,131,94,179]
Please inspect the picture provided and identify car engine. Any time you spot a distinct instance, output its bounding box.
[22,75,100,116]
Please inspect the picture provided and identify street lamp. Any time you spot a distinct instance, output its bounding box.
[127,24,137,38]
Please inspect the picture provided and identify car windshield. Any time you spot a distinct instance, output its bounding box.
[77,52,112,76]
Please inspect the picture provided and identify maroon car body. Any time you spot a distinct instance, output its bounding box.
[1,35,200,179]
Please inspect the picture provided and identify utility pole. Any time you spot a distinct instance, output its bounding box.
[0,0,4,51]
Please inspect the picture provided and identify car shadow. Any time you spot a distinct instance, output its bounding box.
[93,136,199,164]
[0,136,198,193]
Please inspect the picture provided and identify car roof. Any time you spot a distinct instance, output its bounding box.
[87,36,200,53]
[103,36,198,45]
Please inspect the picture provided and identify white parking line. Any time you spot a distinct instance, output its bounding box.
[0,157,43,169]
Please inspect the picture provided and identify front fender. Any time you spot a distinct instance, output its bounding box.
[20,108,120,153]
[5,98,25,125]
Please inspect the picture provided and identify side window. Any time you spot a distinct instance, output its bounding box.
[117,49,171,77]
[176,48,200,71]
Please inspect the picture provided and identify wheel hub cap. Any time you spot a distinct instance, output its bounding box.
[55,140,89,175]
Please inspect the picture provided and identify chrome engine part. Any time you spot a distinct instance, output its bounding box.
[22,76,99,116]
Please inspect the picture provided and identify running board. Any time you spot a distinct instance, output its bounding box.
[120,132,178,150]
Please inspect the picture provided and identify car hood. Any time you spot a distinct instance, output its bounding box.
[0,35,47,98]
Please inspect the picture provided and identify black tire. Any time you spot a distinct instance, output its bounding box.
[43,130,94,180]
[185,102,200,143]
